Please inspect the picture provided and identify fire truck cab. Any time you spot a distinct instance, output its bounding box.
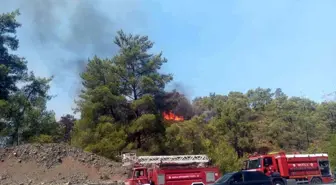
[123,153,220,185]
[244,151,333,185]
[128,166,152,185]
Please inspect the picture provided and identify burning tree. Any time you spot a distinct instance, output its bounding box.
[158,90,194,122]
[73,30,174,154]
[163,111,184,121]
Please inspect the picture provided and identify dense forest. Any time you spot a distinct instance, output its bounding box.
[1,10,336,173]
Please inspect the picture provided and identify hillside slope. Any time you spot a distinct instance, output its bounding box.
[0,143,129,185]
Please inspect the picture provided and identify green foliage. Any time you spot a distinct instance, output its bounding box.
[327,135,336,170]
[29,134,54,144]
[205,138,242,173]
[0,10,59,146]
[84,122,127,160]
[165,119,205,154]
[112,30,173,101]
[72,30,172,158]
[0,10,27,100]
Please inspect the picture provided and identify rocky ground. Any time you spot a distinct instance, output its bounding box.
[0,143,130,185]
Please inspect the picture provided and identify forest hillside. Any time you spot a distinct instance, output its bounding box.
[1,10,336,174]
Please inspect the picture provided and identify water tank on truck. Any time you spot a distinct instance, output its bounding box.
[243,151,333,185]
[122,153,221,185]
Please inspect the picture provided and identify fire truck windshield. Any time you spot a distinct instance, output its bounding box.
[247,158,261,169]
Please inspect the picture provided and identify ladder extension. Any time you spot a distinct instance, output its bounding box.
[122,153,210,165]
[138,155,210,164]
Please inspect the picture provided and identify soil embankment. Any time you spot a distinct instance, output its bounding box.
[0,143,129,185]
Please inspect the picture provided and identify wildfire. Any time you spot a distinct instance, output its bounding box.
[163,111,184,121]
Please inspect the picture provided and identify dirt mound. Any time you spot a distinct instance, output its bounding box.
[0,143,130,185]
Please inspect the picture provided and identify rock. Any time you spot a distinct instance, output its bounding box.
[118,181,125,185]
[99,174,110,180]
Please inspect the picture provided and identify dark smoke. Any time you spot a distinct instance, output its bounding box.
[163,90,194,120]
[2,0,145,98]
[168,82,193,99]
[162,82,195,119]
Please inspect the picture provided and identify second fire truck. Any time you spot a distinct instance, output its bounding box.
[244,151,333,185]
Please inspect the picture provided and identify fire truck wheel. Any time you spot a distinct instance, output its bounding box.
[310,177,322,184]
[273,179,285,185]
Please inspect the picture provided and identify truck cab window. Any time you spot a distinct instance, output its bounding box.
[135,171,140,178]
[135,170,144,178]
[247,158,261,169]
[263,157,273,167]
[319,160,331,177]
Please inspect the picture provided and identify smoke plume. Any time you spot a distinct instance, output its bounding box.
[163,90,194,120]
[2,0,145,98]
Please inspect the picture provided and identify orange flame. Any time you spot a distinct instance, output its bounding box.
[163,111,184,121]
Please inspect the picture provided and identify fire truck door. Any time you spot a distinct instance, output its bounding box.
[263,157,273,176]
[133,169,148,185]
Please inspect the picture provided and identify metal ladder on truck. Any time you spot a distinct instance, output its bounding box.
[122,153,210,166]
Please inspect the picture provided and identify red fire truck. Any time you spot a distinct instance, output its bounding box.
[244,151,333,185]
[122,153,220,185]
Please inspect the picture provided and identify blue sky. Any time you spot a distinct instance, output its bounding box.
[2,0,336,119]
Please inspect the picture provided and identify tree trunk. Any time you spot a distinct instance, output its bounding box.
[137,134,141,149]
[15,123,19,146]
